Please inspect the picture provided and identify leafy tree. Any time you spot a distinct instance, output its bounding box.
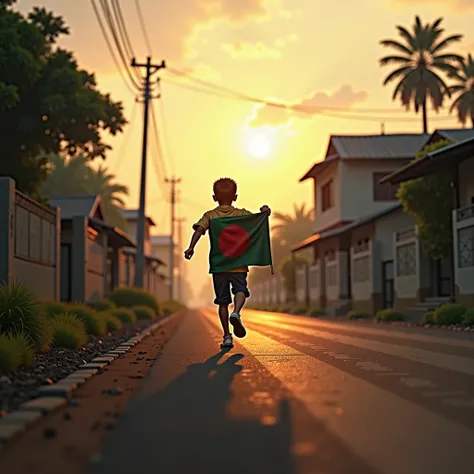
[379,15,462,133]
[449,54,474,128]
[271,203,314,253]
[41,153,89,197]
[84,164,129,231]
[397,140,454,260]
[278,254,311,301]
[41,154,129,231]
[0,1,126,199]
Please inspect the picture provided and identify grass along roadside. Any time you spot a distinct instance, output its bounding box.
[0,312,184,472]
[0,282,186,413]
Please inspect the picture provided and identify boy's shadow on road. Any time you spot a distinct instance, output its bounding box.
[92,350,295,474]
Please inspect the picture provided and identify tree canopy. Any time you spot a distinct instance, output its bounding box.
[397,139,454,260]
[0,1,127,199]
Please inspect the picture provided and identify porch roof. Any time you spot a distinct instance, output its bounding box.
[380,135,474,185]
[122,247,165,266]
[89,218,136,249]
[291,203,402,252]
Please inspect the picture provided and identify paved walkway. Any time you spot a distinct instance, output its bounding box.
[89,309,474,474]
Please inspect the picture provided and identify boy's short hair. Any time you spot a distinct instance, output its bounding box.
[213,177,237,201]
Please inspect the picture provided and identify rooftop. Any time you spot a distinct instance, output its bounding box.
[120,209,156,226]
[50,195,103,220]
[150,235,173,245]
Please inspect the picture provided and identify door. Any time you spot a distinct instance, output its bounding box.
[437,259,451,297]
[382,260,394,309]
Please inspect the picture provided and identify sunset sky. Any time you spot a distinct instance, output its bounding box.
[17,0,474,302]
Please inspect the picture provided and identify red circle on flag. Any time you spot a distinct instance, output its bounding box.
[218,225,250,258]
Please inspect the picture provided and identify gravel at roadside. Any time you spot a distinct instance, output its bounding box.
[0,320,153,414]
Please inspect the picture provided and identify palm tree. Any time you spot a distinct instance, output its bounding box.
[379,16,463,133]
[84,165,129,231]
[271,203,314,253]
[449,54,474,128]
[41,153,89,197]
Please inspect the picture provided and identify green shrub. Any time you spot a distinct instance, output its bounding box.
[309,307,326,317]
[65,304,107,335]
[111,308,137,324]
[132,305,156,320]
[99,312,123,331]
[375,309,405,322]
[289,305,307,315]
[110,287,159,315]
[421,311,435,325]
[52,313,86,333]
[434,303,466,326]
[162,300,184,316]
[41,301,68,317]
[51,314,88,349]
[0,334,22,372]
[9,332,35,366]
[279,305,292,314]
[347,310,370,320]
[0,281,51,351]
[90,300,116,312]
[462,308,474,326]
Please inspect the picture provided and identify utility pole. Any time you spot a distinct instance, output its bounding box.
[131,56,166,287]
[175,217,186,302]
[165,176,181,300]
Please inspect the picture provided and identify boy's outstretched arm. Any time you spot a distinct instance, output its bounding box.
[260,205,271,215]
[184,226,205,260]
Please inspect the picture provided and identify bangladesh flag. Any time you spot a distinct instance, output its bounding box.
[208,212,273,273]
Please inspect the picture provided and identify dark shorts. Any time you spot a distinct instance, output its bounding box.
[212,272,250,305]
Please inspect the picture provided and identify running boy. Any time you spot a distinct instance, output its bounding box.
[184,177,271,349]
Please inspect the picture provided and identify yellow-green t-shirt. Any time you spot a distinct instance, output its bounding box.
[193,205,252,273]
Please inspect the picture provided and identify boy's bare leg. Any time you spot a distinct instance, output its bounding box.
[233,292,246,314]
[218,304,230,335]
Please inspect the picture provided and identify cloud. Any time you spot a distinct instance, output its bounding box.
[248,85,369,127]
[390,0,474,9]
[222,41,281,59]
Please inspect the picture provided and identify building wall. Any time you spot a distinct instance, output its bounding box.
[374,210,417,295]
[86,235,104,301]
[459,157,474,207]
[313,161,342,233]
[9,186,60,300]
[340,159,409,223]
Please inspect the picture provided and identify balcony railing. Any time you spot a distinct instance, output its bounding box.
[457,205,474,222]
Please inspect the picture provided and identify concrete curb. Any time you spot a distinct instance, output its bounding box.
[0,312,182,449]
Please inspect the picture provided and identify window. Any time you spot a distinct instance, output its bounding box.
[321,180,334,211]
[373,172,398,201]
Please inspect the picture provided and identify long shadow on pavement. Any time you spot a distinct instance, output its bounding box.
[90,350,295,474]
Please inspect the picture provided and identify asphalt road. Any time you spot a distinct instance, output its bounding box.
[90,309,474,474]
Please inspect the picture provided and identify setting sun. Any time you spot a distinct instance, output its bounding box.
[245,131,272,159]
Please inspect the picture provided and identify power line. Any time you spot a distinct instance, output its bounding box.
[90,0,137,95]
[113,98,139,173]
[134,0,153,55]
[156,80,175,175]
[164,68,459,123]
[110,0,137,67]
[150,100,168,182]
[98,0,142,90]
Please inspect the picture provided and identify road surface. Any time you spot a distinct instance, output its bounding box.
[90,309,474,474]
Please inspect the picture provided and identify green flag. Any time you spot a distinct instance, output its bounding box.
[208,212,273,273]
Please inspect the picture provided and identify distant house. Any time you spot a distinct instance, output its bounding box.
[51,195,135,302]
[381,134,474,307]
[121,209,156,256]
[291,132,427,315]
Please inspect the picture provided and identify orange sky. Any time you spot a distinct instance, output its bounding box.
[17,0,474,303]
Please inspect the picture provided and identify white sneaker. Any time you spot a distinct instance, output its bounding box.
[229,312,246,338]
[221,334,234,349]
